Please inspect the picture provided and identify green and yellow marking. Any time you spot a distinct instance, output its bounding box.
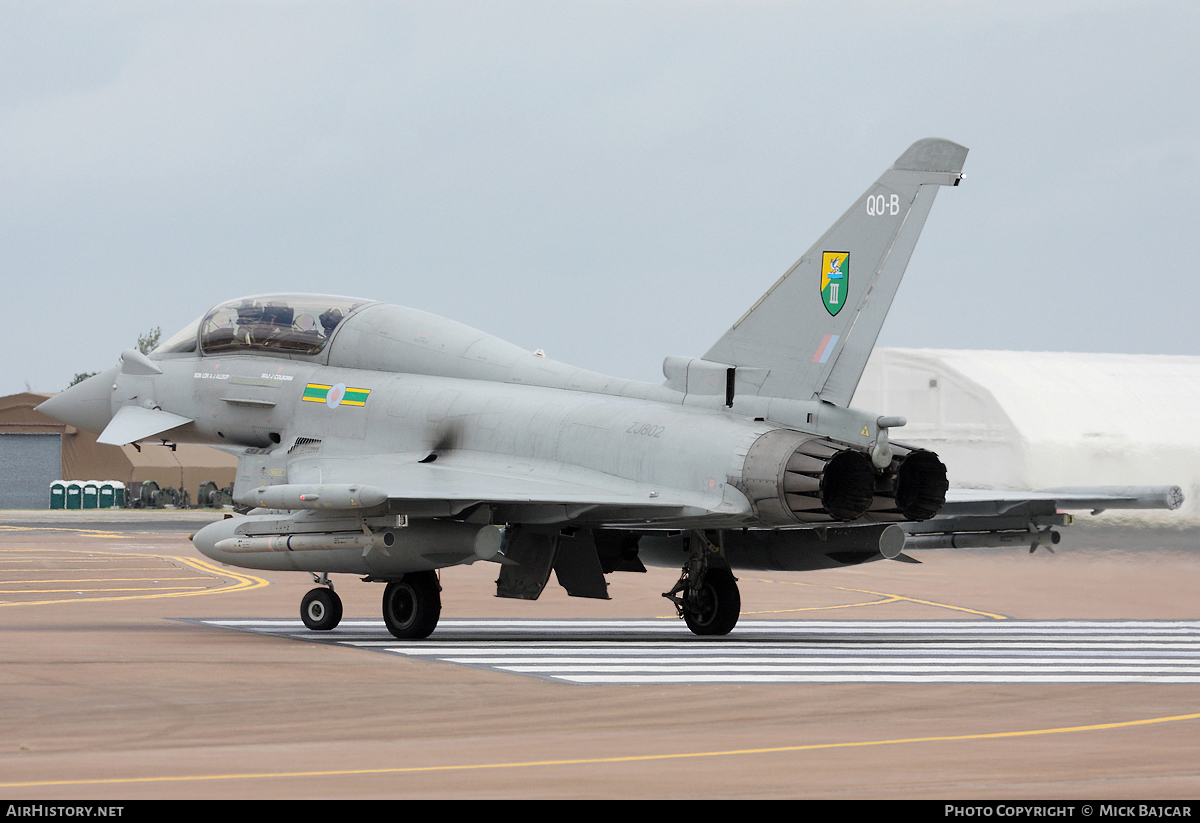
[302,383,370,406]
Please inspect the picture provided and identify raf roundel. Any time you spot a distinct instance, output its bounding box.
[326,383,346,408]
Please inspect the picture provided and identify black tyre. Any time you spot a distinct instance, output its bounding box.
[382,572,441,639]
[683,568,740,636]
[301,587,343,631]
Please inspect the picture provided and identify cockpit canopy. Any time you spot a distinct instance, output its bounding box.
[155,294,371,357]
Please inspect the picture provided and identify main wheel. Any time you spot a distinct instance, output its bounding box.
[382,572,441,639]
[301,587,343,631]
[683,568,740,636]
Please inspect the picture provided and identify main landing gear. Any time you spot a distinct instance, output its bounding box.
[663,531,741,636]
[300,573,343,631]
[382,571,442,640]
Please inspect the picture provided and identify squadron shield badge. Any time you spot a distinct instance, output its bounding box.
[821,251,849,316]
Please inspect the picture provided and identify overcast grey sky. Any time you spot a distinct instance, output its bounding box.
[3,1,1197,396]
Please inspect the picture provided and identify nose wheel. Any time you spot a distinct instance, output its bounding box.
[301,586,343,631]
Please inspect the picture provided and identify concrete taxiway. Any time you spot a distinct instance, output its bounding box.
[2,510,1199,799]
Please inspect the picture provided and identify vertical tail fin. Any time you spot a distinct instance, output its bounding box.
[704,138,967,406]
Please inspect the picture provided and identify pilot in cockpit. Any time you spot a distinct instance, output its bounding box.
[234,301,264,346]
[188,294,365,356]
[319,307,344,338]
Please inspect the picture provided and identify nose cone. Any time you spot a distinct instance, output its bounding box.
[35,367,118,435]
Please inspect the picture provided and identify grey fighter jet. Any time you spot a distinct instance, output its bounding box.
[38,139,1182,638]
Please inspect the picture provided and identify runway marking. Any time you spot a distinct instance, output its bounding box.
[5,710,1200,789]
[0,576,203,584]
[192,618,1200,684]
[0,551,268,606]
[0,526,129,538]
[743,578,1009,620]
[0,585,210,594]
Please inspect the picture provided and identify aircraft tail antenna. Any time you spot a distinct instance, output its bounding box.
[703,138,967,406]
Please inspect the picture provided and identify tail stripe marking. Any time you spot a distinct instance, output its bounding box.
[812,334,840,364]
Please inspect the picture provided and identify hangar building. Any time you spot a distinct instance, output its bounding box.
[0,392,236,509]
[852,349,1200,525]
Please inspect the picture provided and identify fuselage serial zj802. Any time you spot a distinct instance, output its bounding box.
[38,139,1182,638]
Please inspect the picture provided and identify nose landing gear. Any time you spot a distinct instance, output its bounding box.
[301,573,343,631]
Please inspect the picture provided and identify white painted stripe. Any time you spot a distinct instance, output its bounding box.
[196,618,1200,685]
[558,674,1200,684]
[384,642,1200,653]
[202,618,1200,633]
[497,665,1200,674]
[428,656,1200,666]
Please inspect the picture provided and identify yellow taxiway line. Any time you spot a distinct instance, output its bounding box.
[0,577,204,584]
[0,552,267,606]
[744,577,1009,620]
[0,526,132,538]
[4,711,1198,789]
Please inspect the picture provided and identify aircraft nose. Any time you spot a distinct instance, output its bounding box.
[35,367,118,435]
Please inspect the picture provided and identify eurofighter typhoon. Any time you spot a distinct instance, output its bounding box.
[38,139,1183,638]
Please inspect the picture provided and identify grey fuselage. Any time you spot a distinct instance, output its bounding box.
[40,292,939,580]
[119,301,891,531]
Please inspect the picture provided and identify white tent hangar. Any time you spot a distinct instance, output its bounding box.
[852,349,1200,525]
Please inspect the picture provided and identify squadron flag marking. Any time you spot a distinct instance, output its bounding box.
[303,383,370,407]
